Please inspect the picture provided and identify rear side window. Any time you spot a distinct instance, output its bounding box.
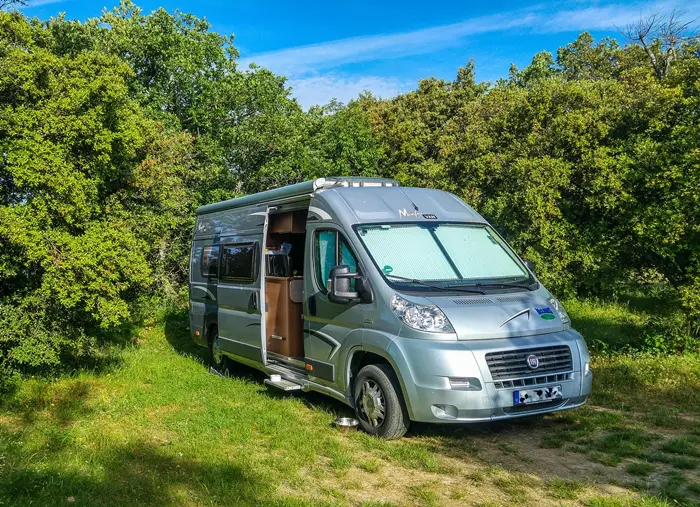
[201,245,220,278]
[221,244,256,282]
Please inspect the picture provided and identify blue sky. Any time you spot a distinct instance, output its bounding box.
[21,0,698,108]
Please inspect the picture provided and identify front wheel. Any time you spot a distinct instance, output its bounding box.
[354,364,410,439]
[208,328,227,373]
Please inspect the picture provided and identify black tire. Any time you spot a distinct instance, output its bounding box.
[354,364,410,439]
[208,327,227,373]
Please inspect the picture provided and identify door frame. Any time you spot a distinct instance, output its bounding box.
[259,205,271,365]
[259,198,314,366]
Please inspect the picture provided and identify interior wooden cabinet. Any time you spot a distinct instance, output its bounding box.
[268,209,307,234]
[264,208,308,360]
[265,276,304,358]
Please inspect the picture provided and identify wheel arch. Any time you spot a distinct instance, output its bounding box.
[205,320,218,344]
[346,344,415,420]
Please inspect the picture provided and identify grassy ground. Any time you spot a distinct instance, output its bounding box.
[0,300,698,506]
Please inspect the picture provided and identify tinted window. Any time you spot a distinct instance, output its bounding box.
[340,236,357,291]
[201,245,220,278]
[315,231,337,292]
[221,244,256,282]
[314,230,358,293]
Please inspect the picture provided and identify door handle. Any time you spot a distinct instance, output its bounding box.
[250,292,258,311]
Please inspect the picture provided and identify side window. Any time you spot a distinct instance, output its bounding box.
[201,245,220,279]
[315,231,336,292]
[220,244,256,282]
[339,236,358,291]
[314,230,359,293]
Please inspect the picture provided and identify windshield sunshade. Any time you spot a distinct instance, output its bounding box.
[357,223,528,284]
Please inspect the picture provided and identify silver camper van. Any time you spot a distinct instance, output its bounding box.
[189,177,592,439]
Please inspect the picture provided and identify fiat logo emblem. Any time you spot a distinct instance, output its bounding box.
[527,354,539,369]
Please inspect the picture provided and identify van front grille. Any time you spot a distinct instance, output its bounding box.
[494,373,572,389]
[485,345,572,380]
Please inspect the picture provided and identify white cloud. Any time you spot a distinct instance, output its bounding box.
[240,0,700,108]
[239,11,536,76]
[239,0,698,77]
[21,0,67,8]
[536,0,686,32]
[288,75,412,109]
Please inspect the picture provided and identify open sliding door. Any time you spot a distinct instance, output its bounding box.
[259,205,272,365]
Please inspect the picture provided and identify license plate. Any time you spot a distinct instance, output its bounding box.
[513,385,562,405]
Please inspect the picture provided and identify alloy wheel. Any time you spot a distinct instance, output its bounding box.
[358,379,386,427]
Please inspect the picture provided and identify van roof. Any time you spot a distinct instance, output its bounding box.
[315,185,486,225]
[195,177,399,216]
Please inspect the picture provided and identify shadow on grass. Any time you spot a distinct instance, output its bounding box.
[161,306,353,420]
[162,306,206,361]
[0,440,281,507]
[571,313,645,352]
[0,377,95,426]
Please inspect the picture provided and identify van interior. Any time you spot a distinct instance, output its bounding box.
[264,208,308,363]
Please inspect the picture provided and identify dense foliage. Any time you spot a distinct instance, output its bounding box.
[0,3,698,386]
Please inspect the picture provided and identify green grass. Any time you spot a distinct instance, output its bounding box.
[642,407,684,429]
[592,428,659,461]
[564,298,650,353]
[626,462,657,477]
[407,482,440,507]
[0,301,698,506]
[585,496,675,507]
[669,456,698,470]
[659,470,688,503]
[491,470,530,504]
[358,459,381,473]
[566,298,700,415]
[660,437,700,457]
[547,477,586,499]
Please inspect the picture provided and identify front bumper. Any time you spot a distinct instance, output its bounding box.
[387,329,592,423]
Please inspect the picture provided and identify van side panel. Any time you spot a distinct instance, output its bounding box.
[190,206,267,356]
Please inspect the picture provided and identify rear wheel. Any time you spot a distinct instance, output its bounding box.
[354,364,410,439]
[208,327,227,373]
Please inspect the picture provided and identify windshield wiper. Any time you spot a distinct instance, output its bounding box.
[448,281,536,291]
[385,274,487,294]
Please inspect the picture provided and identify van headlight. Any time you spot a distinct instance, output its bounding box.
[549,297,570,325]
[391,295,455,333]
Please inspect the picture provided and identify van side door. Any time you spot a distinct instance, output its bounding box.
[303,224,367,389]
[216,241,264,364]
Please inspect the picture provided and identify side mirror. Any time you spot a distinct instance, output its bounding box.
[328,265,366,304]
[522,258,535,273]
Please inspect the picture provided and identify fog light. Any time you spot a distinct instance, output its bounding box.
[431,404,458,419]
[449,377,482,391]
[584,362,590,377]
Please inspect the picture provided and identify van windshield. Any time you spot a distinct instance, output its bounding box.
[356,223,533,289]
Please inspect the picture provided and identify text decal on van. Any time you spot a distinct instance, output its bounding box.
[398,208,421,217]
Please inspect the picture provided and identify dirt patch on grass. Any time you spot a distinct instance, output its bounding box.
[0,414,23,432]
[280,455,636,506]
